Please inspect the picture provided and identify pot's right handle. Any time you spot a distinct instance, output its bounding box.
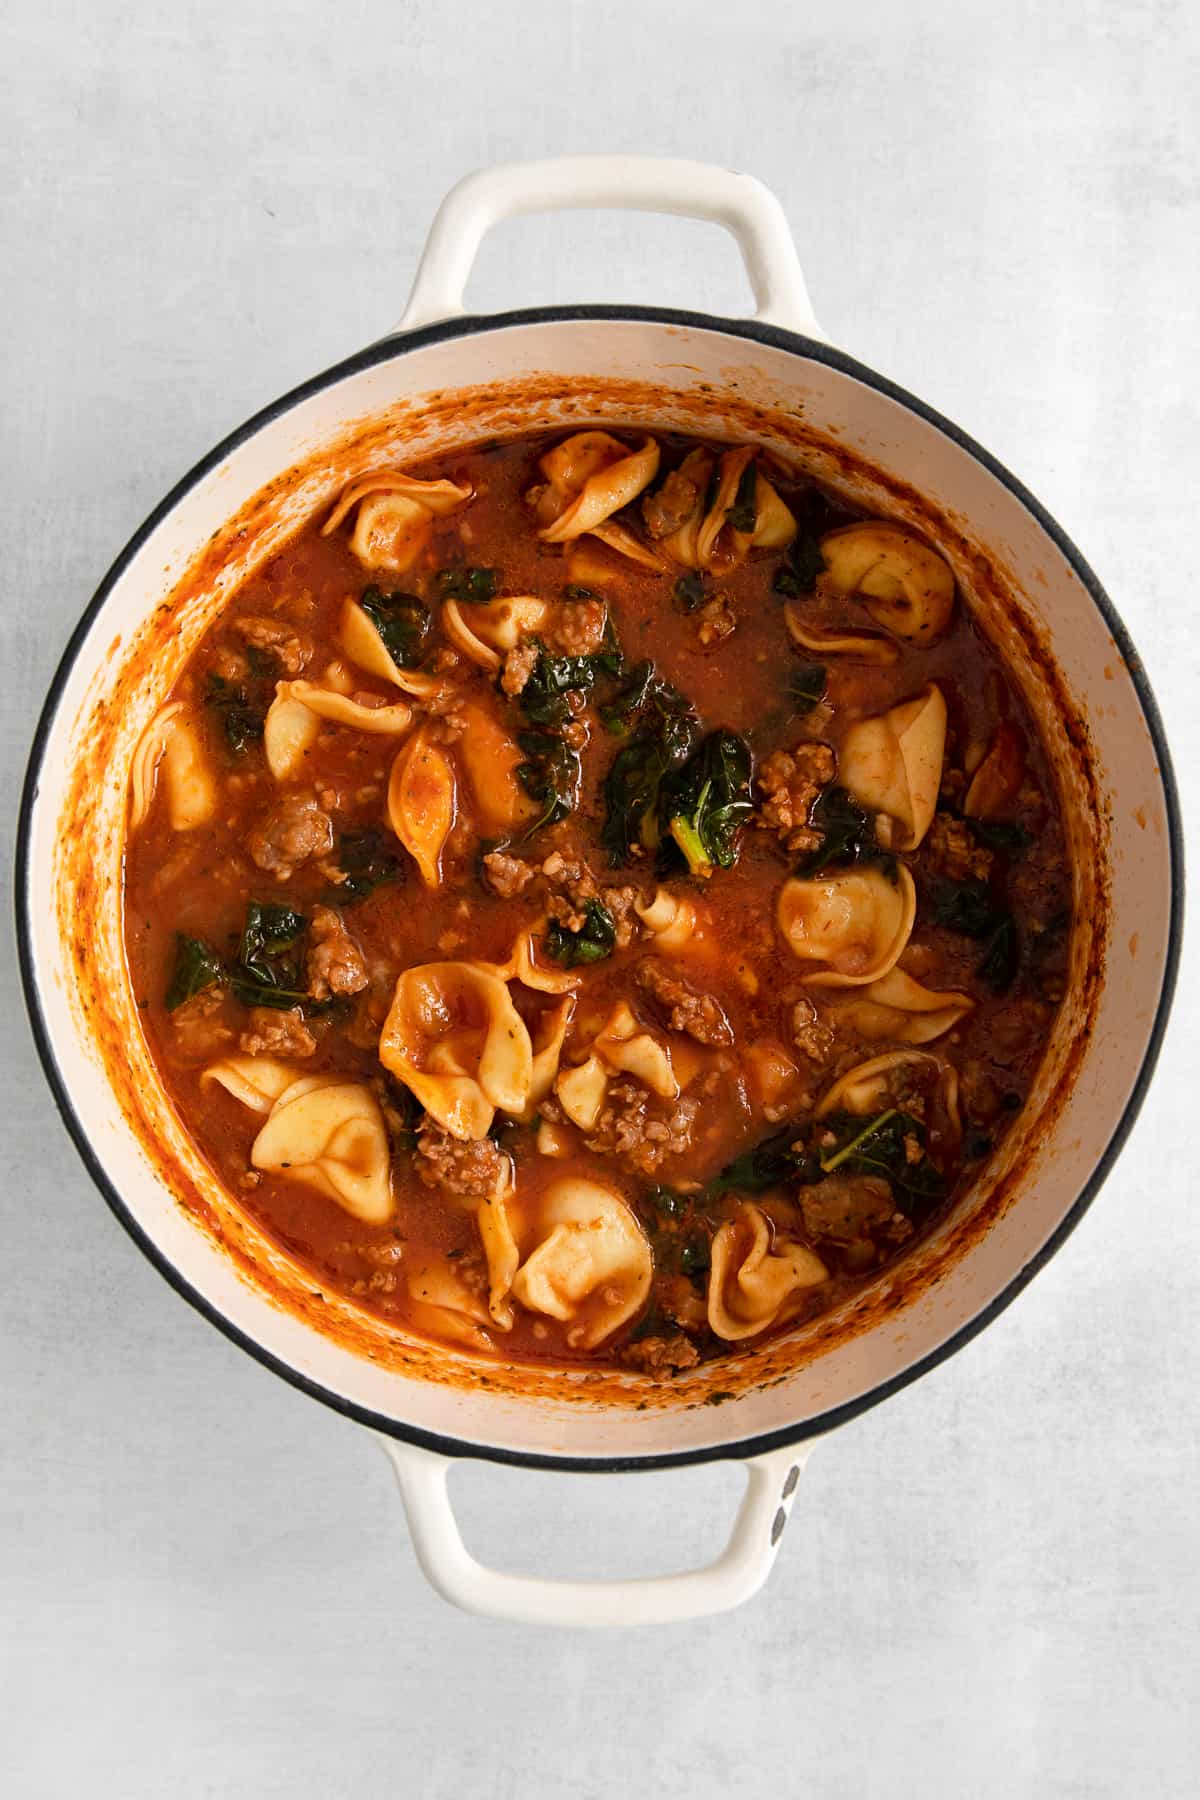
[397,155,826,340]
[377,1435,812,1628]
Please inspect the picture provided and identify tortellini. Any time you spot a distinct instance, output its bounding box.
[839,683,947,852]
[783,603,899,666]
[555,1000,679,1131]
[452,703,540,836]
[263,680,413,782]
[659,446,796,573]
[387,725,456,887]
[777,865,917,988]
[250,1073,394,1224]
[818,521,956,645]
[405,1255,496,1353]
[475,930,583,996]
[814,1049,962,1137]
[379,962,533,1140]
[707,1203,828,1341]
[508,1177,653,1349]
[440,595,550,672]
[339,595,443,701]
[828,967,974,1044]
[322,469,472,576]
[129,701,216,831]
[533,431,665,569]
[200,1054,298,1113]
[634,886,699,952]
[964,720,1026,820]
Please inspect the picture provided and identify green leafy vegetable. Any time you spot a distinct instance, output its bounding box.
[228,902,310,1010]
[818,1108,946,1213]
[789,663,827,716]
[673,573,707,612]
[331,829,404,902]
[204,673,266,754]
[359,586,431,669]
[725,458,759,533]
[599,670,699,864]
[518,619,624,729]
[433,566,498,604]
[659,729,753,875]
[932,878,1019,990]
[599,658,658,734]
[544,897,617,967]
[961,815,1032,854]
[772,530,826,598]
[795,785,891,878]
[165,934,223,1011]
[516,729,582,835]
[708,1125,816,1196]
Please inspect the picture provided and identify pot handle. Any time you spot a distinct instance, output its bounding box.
[397,155,825,338]
[375,1434,812,1627]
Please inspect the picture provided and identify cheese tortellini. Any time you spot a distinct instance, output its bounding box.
[509,1177,653,1349]
[387,725,457,887]
[379,961,533,1139]
[662,446,797,574]
[777,865,917,988]
[707,1203,828,1341]
[818,521,956,645]
[250,1073,394,1224]
[828,967,974,1044]
[534,432,663,570]
[129,702,216,831]
[263,679,413,782]
[322,469,472,576]
[839,683,947,852]
[440,594,550,672]
[815,1049,962,1138]
[555,1001,679,1132]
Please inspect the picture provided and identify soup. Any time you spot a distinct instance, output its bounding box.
[124,429,1070,1377]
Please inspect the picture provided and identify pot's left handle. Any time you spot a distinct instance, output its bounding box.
[396,155,826,339]
[375,1435,811,1627]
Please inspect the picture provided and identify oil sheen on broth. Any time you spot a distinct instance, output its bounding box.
[123,429,1071,1380]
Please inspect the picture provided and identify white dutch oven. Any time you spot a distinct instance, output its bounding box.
[18,158,1182,1627]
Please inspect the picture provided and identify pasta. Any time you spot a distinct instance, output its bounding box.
[126,425,1070,1377]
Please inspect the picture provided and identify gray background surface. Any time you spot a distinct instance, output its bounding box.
[3,2,1198,1794]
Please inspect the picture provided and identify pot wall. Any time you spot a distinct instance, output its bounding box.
[21,311,1176,1464]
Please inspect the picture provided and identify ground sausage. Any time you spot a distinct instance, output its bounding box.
[306,904,369,999]
[755,743,836,853]
[501,642,538,696]
[636,958,733,1047]
[238,1005,316,1059]
[247,791,334,878]
[482,850,537,898]
[585,1080,698,1176]
[414,1118,507,1199]
[797,1175,894,1244]
[549,598,607,656]
[923,811,993,882]
[790,995,835,1064]
[169,987,233,1062]
[620,1334,701,1375]
[641,463,703,539]
[231,614,312,674]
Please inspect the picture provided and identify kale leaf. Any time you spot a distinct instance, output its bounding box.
[772,529,826,598]
[725,458,759,533]
[516,729,582,835]
[204,672,267,755]
[795,784,891,878]
[659,729,753,876]
[599,669,699,864]
[331,828,404,902]
[789,663,827,716]
[228,902,310,1010]
[544,896,617,967]
[933,878,1020,991]
[164,933,223,1011]
[433,566,499,604]
[818,1108,946,1214]
[359,586,431,669]
[708,1125,817,1196]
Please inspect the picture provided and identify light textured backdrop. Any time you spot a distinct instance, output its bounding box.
[3,2,1198,1795]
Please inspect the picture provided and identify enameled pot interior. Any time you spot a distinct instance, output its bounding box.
[21,312,1178,1465]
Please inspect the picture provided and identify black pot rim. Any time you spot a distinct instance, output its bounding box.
[15,303,1185,1474]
